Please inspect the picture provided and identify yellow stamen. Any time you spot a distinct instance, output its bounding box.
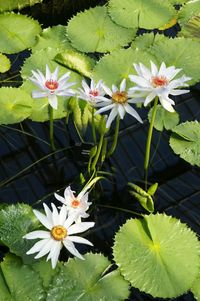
[51,225,67,241]
[112,91,128,104]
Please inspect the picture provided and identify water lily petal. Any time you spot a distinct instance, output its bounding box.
[63,239,84,260]
[68,222,95,235]
[23,230,50,239]
[68,236,93,246]
[48,95,58,109]
[33,209,53,229]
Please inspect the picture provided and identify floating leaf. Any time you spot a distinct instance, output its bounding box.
[113,213,200,298]
[47,253,130,301]
[32,25,73,52]
[55,50,96,78]
[178,0,200,26]
[32,260,60,290]
[148,104,179,131]
[67,6,136,53]
[131,33,169,50]
[150,37,200,85]
[168,0,190,4]
[93,48,156,87]
[0,0,43,12]
[0,53,10,73]
[191,275,200,301]
[21,48,82,122]
[108,0,176,29]
[0,13,41,54]
[170,121,200,167]
[0,253,45,301]
[0,87,33,125]
[180,13,200,39]
[0,204,40,262]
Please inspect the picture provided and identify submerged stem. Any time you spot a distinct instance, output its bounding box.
[49,106,55,151]
[91,133,104,171]
[92,107,97,144]
[144,96,158,190]
[107,116,120,158]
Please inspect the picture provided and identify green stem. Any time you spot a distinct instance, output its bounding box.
[92,107,97,144]
[91,133,104,171]
[49,106,55,151]
[107,116,120,157]
[144,96,158,190]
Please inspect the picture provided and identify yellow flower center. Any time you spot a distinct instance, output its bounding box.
[112,91,128,104]
[151,76,168,88]
[51,225,67,241]
[71,199,81,208]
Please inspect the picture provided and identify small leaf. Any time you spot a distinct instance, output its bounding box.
[0,204,40,263]
[0,13,41,54]
[55,50,96,78]
[67,6,136,53]
[170,121,200,167]
[0,87,33,125]
[0,253,45,300]
[108,0,176,29]
[147,182,158,196]
[113,213,200,298]
[0,53,10,73]
[128,183,154,213]
[47,253,130,301]
[148,104,180,131]
[180,13,200,39]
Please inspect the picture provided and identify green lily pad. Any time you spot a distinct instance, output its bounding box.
[47,253,130,301]
[0,53,10,73]
[21,48,82,122]
[0,253,45,301]
[93,47,156,87]
[180,13,200,39]
[191,275,200,300]
[0,204,40,263]
[170,121,200,167]
[113,213,200,298]
[0,13,41,54]
[55,49,96,78]
[32,25,73,52]
[150,37,200,85]
[148,104,180,131]
[0,87,33,124]
[178,0,200,26]
[131,33,169,50]
[0,0,43,12]
[108,0,176,29]
[67,6,136,53]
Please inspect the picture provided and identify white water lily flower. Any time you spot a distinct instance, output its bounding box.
[129,61,191,112]
[23,203,94,268]
[78,79,105,104]
[94,79,143,128]
[54,186,92,223]
[29,65,76,110]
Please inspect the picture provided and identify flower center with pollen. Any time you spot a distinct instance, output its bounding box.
[71,199,81,208]
[151,76,168,88]
[45,80,59,93]
[89,90,99,97]
[51,225,67,241]
[112,91,128,104]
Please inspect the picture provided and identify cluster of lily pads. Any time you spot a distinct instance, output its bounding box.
[0,0,200,300]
